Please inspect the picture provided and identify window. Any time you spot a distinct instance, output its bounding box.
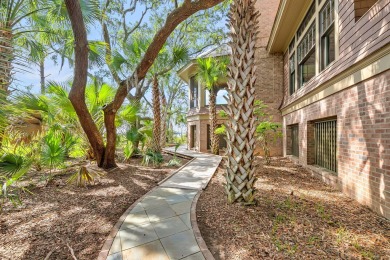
[314,119,337,172]
[354,0,378,21]
[297,3,315,38]
[289,38,296,95]
[291,125,299,157]
[320,0,335,70]
[288,0,337,94]
[289,55,296,94]
[298,23,316,87]
[189,76,198,108]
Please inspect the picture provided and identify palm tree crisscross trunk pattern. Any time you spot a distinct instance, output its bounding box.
[225,0,259,204]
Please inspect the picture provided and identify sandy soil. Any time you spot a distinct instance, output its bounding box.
[0,154,187,260]
[197,157,390,260]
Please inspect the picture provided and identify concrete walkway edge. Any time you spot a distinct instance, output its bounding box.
[98,147,220,260]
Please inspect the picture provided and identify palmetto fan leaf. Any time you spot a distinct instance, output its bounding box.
[0,153,25,176]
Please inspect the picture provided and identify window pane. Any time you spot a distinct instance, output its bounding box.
[289,54,295,95]
[299,50,315,87]
[298,23,316,63]
[321,27,335,70]
[320,0,334,34]
[289,37,295,54]
[190,77,198,108]
[297,2,315,38]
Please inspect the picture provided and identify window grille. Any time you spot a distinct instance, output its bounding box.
[315,119,337,172]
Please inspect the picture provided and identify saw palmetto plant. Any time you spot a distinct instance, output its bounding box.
[224,0,260,204]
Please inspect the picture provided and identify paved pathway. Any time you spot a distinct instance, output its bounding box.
[106,147,221,260]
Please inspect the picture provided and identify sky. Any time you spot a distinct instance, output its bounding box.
[13,0,228,111]
[14,2,147,94]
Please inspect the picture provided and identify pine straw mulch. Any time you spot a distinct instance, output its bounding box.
[0,154,187,260]
[197,157,390,260]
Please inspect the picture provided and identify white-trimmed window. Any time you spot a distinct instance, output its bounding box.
[289,0,337,95]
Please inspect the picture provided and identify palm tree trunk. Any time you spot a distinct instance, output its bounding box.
[40,59,45,94]
[0,25,13,92]
[209,89,219,155]
[225,0,259,204]
[160,93,167,148]
[152,75,161,153]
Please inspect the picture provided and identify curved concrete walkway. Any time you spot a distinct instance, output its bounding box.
[100,147,221,260]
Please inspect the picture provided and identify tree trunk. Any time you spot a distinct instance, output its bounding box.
[0,24,13,93]
[160,93,167,148]
[152,75,161,153]
[64,0,224,169]
[224,0,259,204]
[209,89,219,155]
[103,110,117,168]
[64,0,106,167]
[40,59,45,94]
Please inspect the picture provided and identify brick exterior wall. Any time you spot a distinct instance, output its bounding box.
[254,0,284,156]
[283,71,390,218]
[281,0,390,218]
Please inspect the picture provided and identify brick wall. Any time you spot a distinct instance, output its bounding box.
[254,0,284,156]
[280,0,390,218]
[283,70,390,219]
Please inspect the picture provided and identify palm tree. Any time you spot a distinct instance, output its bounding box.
[149,46,189,153]
[0,0,53,92]
[196,57,227,155]
[224,0,259,204]
[0,0,100,93]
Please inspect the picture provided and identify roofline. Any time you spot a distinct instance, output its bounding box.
[267,0,312,53]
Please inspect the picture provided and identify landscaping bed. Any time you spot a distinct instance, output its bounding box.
[197,157,390,259]
[0,153,187,260]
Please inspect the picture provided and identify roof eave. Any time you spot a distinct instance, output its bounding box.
[267,0,312,54]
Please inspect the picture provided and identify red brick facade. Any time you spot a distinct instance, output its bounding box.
[278,0,390,218]
[283,71,390,218]
[254,0,284,156]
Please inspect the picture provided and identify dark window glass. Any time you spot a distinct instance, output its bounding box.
[320,0,335,70]
[299,50,316,87]
[321,28,335,69]
[189,76,198,108]
[291,125,299,157]
[289,37,295,54]
[297,2,315,38]
[289,54,295,95]
[298,23,316,63]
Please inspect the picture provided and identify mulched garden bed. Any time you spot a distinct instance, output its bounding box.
[0,153,187,260]
[197,157,390,259]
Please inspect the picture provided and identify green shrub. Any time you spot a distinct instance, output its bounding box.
[142,149,164,167]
